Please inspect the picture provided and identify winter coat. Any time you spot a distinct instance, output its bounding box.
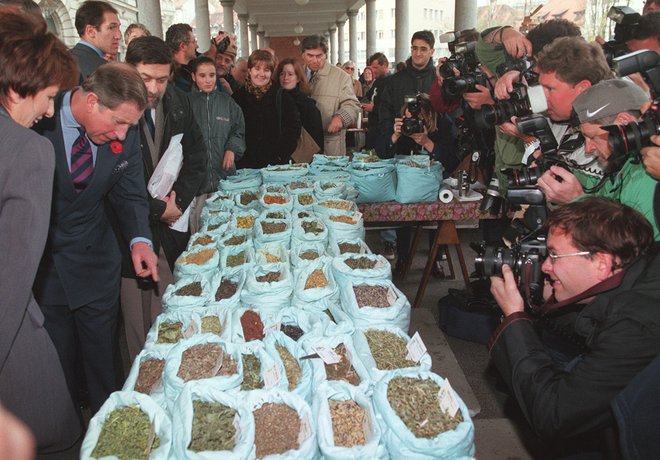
[286,87,324,153]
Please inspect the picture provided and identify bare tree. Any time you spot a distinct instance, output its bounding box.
[584,0,633,41]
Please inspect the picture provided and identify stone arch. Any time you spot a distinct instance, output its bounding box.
[39,0,77,47]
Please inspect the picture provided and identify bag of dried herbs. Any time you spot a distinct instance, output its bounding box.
[186,231,218,253]
[331,253,391,286]
[219,244,255,274]
[287,179,314,196]
[289,241,327,270]
[144,309,203,351]
[237,339,286,392]
[173,246,220,281]
[350,162,397,204]
[274,306,317,342]
[163,336,243,412]
[323,211,366,244]
[259,186,293,212]
[258,208,292,222]
[246,388,318,459]
[254,241,290,266]
[326,238,371,257]
[122,349,168,407]
[260,163,309,184]
[339,279,411,332]
[231,307,279,344]
[172,381,255,459]
[161,274,211,311]
[314,198,358,217]
[207,270,244,309]
[199,207,232,230]
[80,391,172,460]
[254,218,292,248]
[291,217,328,246]
[203,190,235,211]
[291,259,338,310]
[313,381,388,459]
[294,299,355,338]
[264,331,313,401]
[311,153,350,168]
[303,334,371,393]
[219,171,262,192]
[292,192,316,211]
[352,326,432,381]
[313,180,347,201]
[394,156,444,204]
[233,188,262,211]
[241,263,293,310]
[372,369,475,459]
[229,208,259,232]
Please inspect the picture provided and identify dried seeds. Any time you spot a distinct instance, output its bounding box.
[321,200,353,211]
[304,269,328,289]
[329,400,367,447]
[193,235,215,246]
[134,359,165,394]
[175,281,203,297]
[344,257,377,270]
[201,316,222,335]
[189,400,236,452]
[253,403,300,459]
[226,251,246,268]
[92,405,160,460]
[263,195,287,205]
[256,271,281,283]
[338,242,362,254]
[276,344,301,391]
[364,330,417,370]
[236,216,256,229]
[177,344,223,382]
[329,215,356,224]
[353,285,392,308]
[299,250,319,260]
[261,221,287,234]
[181,248,216,265]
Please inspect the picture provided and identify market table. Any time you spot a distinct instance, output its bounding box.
[358,199,493,309]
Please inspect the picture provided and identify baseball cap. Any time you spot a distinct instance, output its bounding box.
[572,78,649,124]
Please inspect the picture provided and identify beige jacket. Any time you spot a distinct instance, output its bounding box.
[309,61,360,155]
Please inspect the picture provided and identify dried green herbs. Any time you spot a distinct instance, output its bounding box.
[301,220,323,234]
[215,279,238,301]
[134,359,165,395]
[266,212,286,219]
[353,285,392,308]
[241,354,264,390]
[239,192,258,205]
[324,344,360,385]
[175,281,202,297]
[226,251,246,268]
[364,330,417,370]
[276,344,301,391]
[338,242,361,254]
[189,400,236,452]
[387,377,463,438]
[299,250,319,260]
[192,235,215,246]
[329,400,367,447]
[224,235,247,246]
[92,405,160,460]
[344,257,377,270]
[156,321,183,344]
[290,181,310,189]
[201,316,222,335]
[253,403,300,459]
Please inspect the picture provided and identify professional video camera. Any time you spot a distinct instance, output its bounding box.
[601,6,641,66]
[496,55,538,82]
[400,95,425,136]
[474,230,548,306]
[474,83,547,128]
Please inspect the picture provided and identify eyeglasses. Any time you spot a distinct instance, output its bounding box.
[411,46,430,52]
[547,250,591,263]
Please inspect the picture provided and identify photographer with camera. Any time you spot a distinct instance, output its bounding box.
[488,196,660,451]
[536,79,659,239]
[641,134,660,178]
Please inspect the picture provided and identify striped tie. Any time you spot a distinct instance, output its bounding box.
[70,127,94,193]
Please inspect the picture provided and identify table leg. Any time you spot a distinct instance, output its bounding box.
[403,224,424,279]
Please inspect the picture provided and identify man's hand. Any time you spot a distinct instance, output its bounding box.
[490,264,524,316]
[222,150,235,170]
[160,190,182,225]
[501,28,532,59]
[361,102,374,113]
[494,70,522,100]
[641,134,660,179]
[327,115,343,134]
[498,116,536,142]
[391,117,403,143]
[410,125,433,152]
[536,166,584,204]
[463,84,494,109]
[218,77,233,95]
[131,242,159,282]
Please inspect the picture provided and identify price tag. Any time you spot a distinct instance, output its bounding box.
[264,322,281,337]
[406,331,427,363]
[386,287,397,306]
[182,321,198,339]
[145,422,156,452]
[297,413,312,444]
[263,364,281,389]
[375,257,386,269]
[438,378,460,417]
[354,211,363,222]
[313,346,341,364]
[363,409,373,437]
[233,412,242,442]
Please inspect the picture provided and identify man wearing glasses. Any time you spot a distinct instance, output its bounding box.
[488,196,660,454]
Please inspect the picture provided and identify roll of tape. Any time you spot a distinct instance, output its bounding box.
[439,187,453,203]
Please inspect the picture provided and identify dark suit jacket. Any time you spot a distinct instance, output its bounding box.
[70,42,107,82]
[33,94,152,309]
[0,109,81,452]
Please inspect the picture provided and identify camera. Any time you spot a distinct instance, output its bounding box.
[601,6,641,66]
[603,102,659,160]
[496,55,538,83]
[444,69,489,98]
[215,33,230,54]
[613,49,660,98]
[440,39,484,99]
[474,232,548,306]
[480,176,504,214]
[475,83,547,129]
[401,95,425,136]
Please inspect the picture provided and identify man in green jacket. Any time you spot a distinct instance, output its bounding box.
[536,78,659,239]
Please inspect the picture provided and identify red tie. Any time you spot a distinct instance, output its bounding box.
[70,127,94,193]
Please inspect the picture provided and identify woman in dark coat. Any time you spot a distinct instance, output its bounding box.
[233,50,301,169]
[276,57,324,153]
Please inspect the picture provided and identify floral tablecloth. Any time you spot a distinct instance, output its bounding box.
[358,200,488,223]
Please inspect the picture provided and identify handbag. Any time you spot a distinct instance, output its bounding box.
[291,127,320,163]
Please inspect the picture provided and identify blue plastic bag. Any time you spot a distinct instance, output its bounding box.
[395,159,443,204]
[350,164,397,204]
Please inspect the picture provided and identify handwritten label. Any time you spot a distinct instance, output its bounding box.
[182,321,198,339]
[298,413,312,444]
[438,378,460,417]
[313,346,341,365]
[406,331,427,363]
[264,322,281,337]
[233,412,242,442]
[386,287,398,306]
[263,364,282,389]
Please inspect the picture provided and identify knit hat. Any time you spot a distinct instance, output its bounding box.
[572,78,649,124]
[222,42,238,59]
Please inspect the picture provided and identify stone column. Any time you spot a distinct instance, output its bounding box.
[220,0,235,34]
[249,23,258,53]
[395,0,410,63]
[137,0,162,38]
[454,0,478,31]
[365,0,377,60]
[238,14,249,58]
[195,0,211,52]
[336,20,346,64]
[347,10,358,64]
[329,26,337,66]
[257,30,265,49]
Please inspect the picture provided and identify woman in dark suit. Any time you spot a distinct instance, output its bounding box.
[233,50,301,169]
[0,6,81,456]
[276,57,324,153]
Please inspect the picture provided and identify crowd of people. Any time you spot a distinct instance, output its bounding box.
[1,0,660,457]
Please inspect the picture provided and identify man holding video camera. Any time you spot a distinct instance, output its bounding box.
[536,78,659,239]
[488,196,660,450]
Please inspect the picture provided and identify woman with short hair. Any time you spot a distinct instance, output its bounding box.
[233,50,301,169]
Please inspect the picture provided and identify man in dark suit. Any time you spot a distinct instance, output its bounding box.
[33,63,159,413]
[118,36,206,362]
[70,0,121,81]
